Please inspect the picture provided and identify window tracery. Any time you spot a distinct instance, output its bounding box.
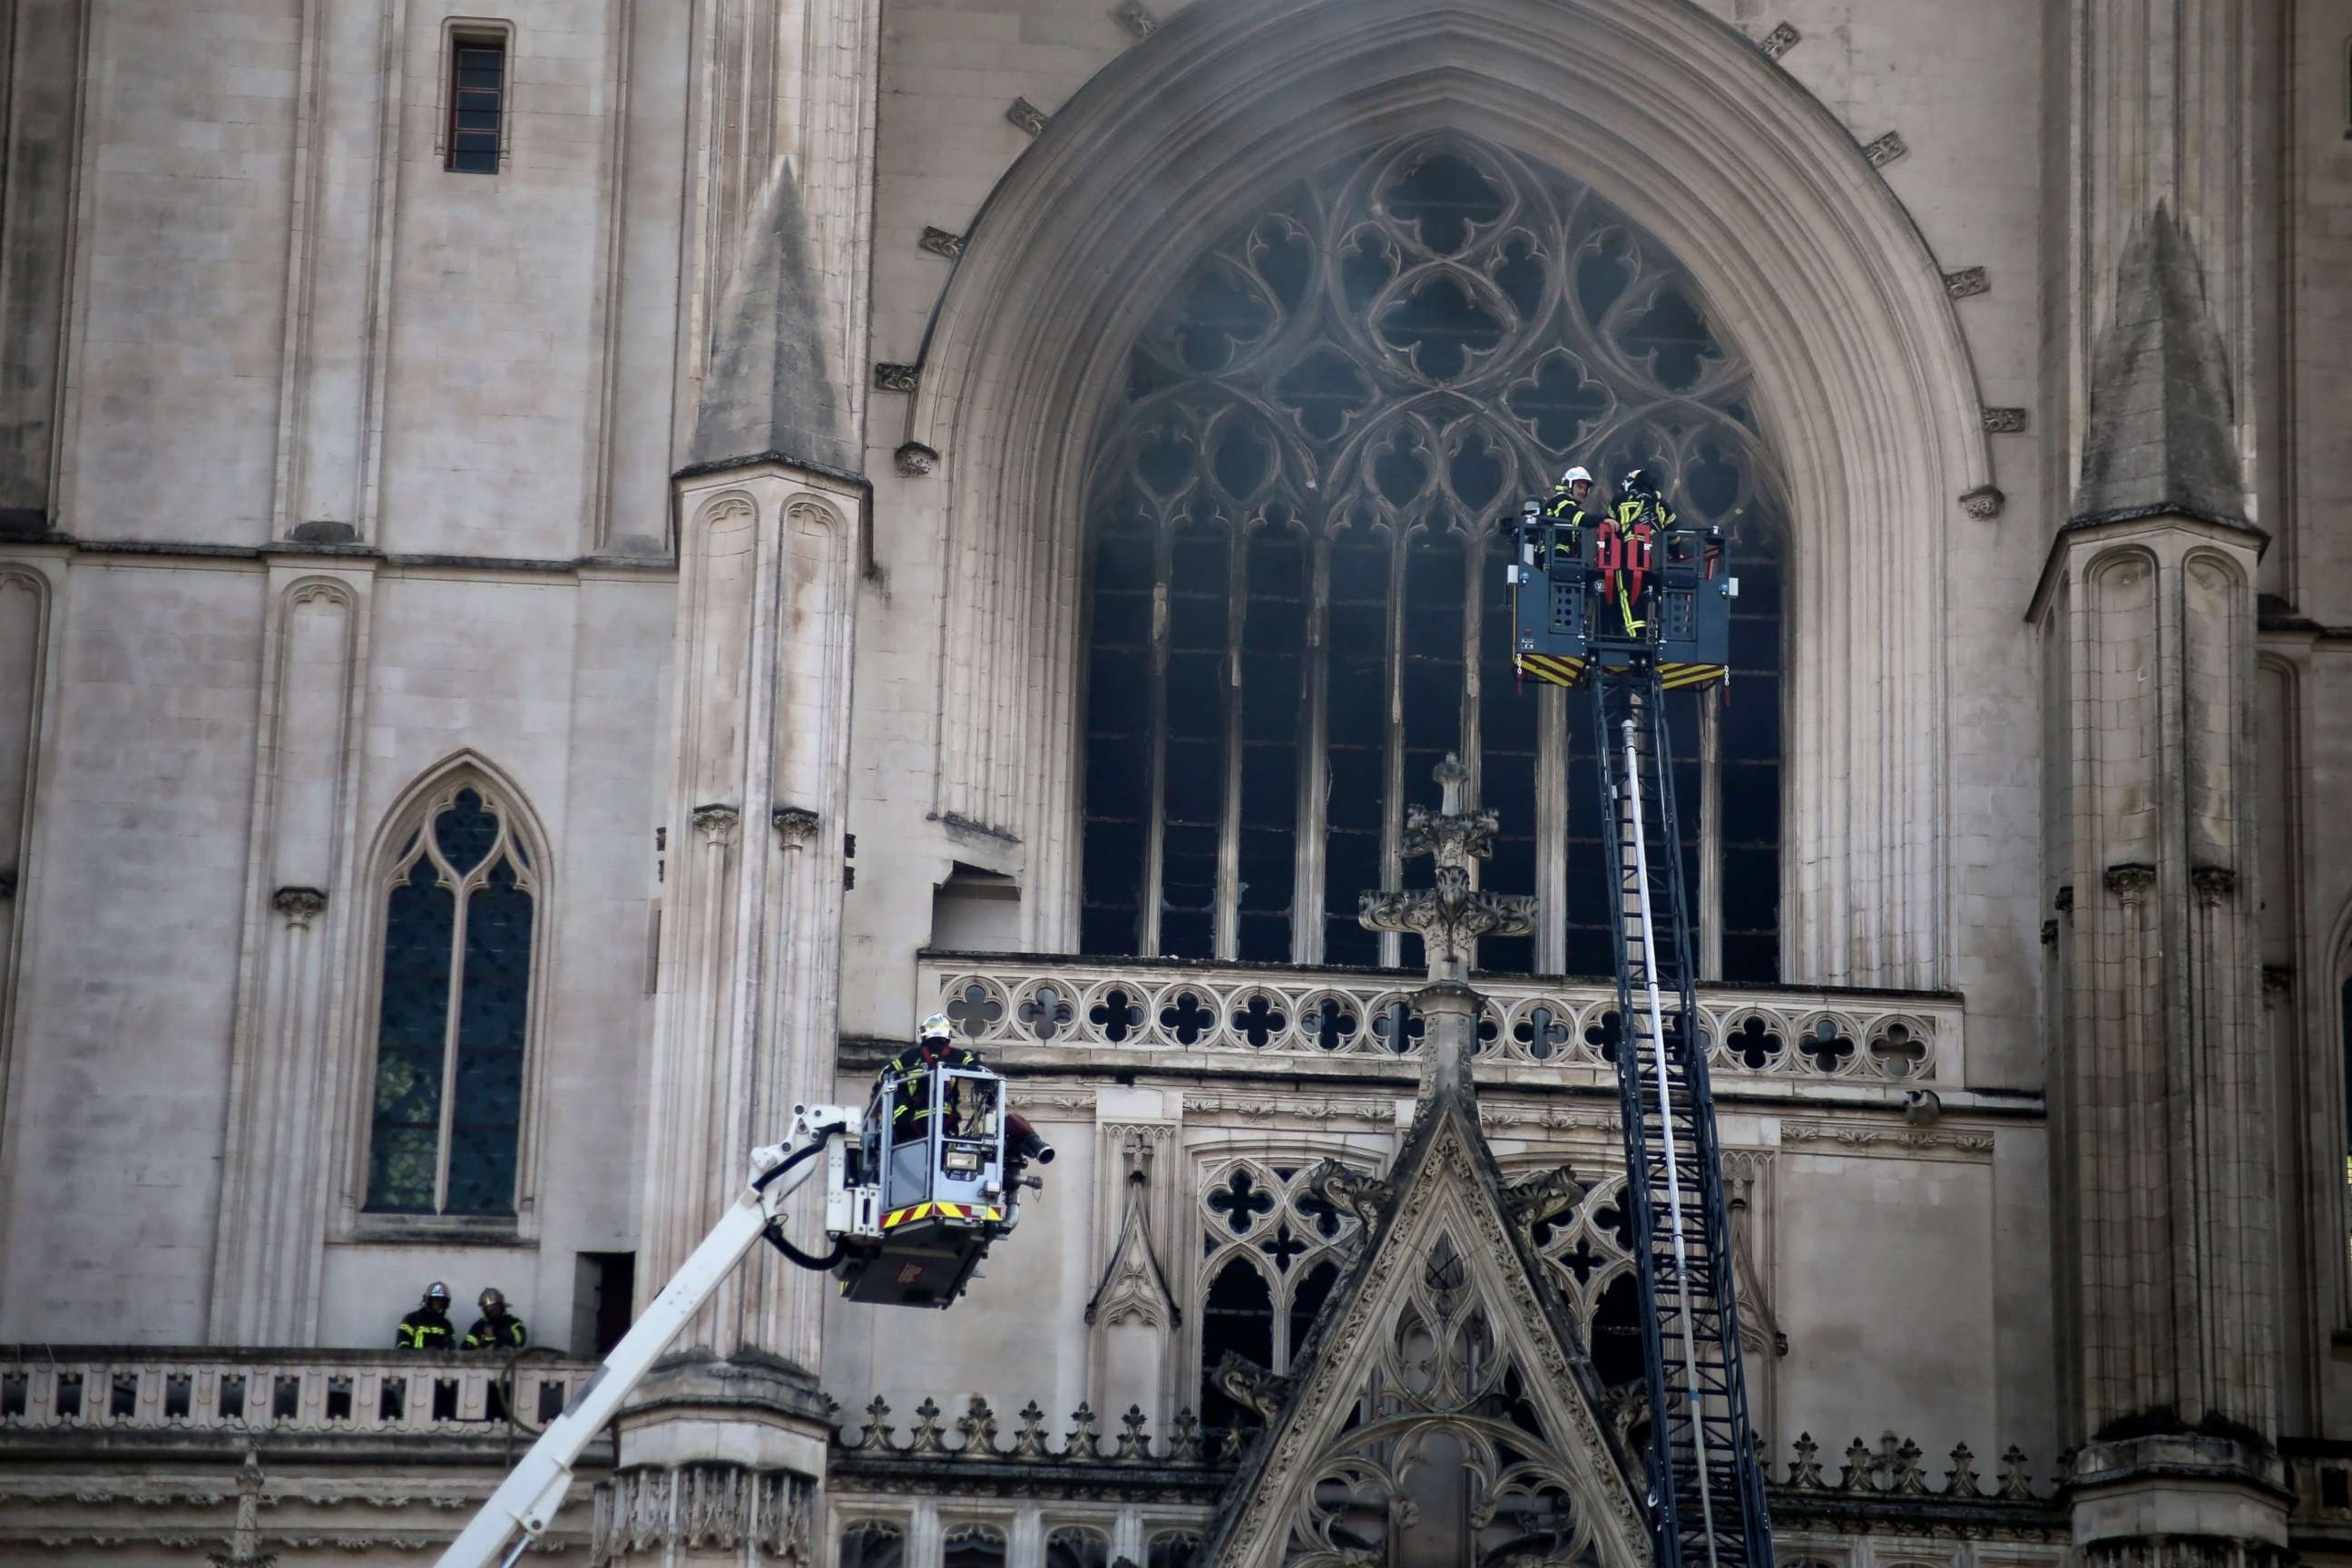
[1196,1158,1367,1437]
[1080,132,1785,979]
[363,781,539,1216]
[836,1520,906,1568]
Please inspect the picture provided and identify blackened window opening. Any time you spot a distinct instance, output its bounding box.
[1080,134,1786,978]
[446,36,506,174]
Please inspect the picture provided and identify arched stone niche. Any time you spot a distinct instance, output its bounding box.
[905,0,1990,988]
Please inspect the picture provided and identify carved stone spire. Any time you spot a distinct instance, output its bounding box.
[1357,755,1535,1102]
[1357,754,1535,987]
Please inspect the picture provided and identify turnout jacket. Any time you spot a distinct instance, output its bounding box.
[465,1313,528,1350]
[882,1039,981,1127]
[396,1308,455,1351]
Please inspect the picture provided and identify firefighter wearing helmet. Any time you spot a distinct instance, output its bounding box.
[878,1014,1054,1167]
[397,1281,457,1350]
[1598,466,1677,636]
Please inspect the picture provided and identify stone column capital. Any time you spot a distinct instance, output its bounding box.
[2102,862,2157,899]
[272,886,328,926]
[771,806,820,848]
[691,803,742,848]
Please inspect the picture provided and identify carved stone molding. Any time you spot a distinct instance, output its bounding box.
[589,1465,813,1565]
[872,362,919,394]
[1302,1157,1396,1236]
[1780,1119,1994,1161]
[691,803,742,848]
[772,806,820,849]
[1503,1164,1585,1236]
[1186,1093,1393,1124]
[271,886,328,927]
[1114,1,1159,39]
[2190,864,2237,904]
[894,441,939,478]
[1759,21,1801,59]
[1005,97,1051,137]
[1944,266,1990,299]
[1983,406,2029,434]
[1864,130,1908,167]
[918,225,965,260]
[1960,483,2005,519]
[2102,861,2156,898]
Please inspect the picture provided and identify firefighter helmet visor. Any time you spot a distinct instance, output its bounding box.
[918,1012,953,1043]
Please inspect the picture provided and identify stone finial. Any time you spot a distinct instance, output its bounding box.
[1789,1431,1825,1489]
[1890,1436,1929,1494]
[907,1396,947,1455]
[1063,1401,1102,1463]
[1357,754,1535,986]
[1115,1404,1152,1462]
[1166,1406,1205,1463]
[1998,1444,2034,1499]
[852,1396,894,1454]
[1945,1441,1982,1498]
[1840,1435,1877,1490]
[1012,1399,1051,1459]
[956,1395,1001,1456]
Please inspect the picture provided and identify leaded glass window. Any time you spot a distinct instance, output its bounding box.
[1080,132,1785,979]
[1197,1160,1362,1444]
[366,784,537,1215]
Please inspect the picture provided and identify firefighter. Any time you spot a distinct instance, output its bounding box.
[880,1014,1054,1164]
[1541,465,1594,573]
[396,1281,456,1351]
[1597,466,1676,635]
[464,1287,528,1352]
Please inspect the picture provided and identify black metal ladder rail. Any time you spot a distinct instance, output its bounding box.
[1592,668,1776,1568]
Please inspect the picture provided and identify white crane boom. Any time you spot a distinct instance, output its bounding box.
[433,1104,858,1568]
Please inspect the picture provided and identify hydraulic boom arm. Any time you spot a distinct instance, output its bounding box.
[432,1104,858,1568]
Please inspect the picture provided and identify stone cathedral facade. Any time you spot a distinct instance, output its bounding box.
[0,0,2349,1564]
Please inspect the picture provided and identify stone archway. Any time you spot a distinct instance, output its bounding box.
[905,0,1990,989]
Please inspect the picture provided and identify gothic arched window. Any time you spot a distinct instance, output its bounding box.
[363,781,540,1215]
[1197,1160,1363,1440]
[1080,133,1785,980]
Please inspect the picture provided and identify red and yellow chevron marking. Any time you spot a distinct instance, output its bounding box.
[1514,652,1585,689]
[880,1201,1004,1230]
[1657,662,1727,691]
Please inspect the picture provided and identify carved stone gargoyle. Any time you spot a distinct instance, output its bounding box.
[1504,1164,1586,1237]
[1211,1351,1292,1425]
[1300,1158,1394,1238]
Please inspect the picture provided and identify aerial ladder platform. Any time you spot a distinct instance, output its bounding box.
[1506,486,1777,1568]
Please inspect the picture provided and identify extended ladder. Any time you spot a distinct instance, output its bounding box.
[1591,667,1774,1568]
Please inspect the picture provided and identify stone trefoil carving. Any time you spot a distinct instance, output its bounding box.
[1759,21,1801,59]
[1864,130,1908,167]
[1084,1125,1181,1328]
[1357,754,1536,985]
[270,886,328,926]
